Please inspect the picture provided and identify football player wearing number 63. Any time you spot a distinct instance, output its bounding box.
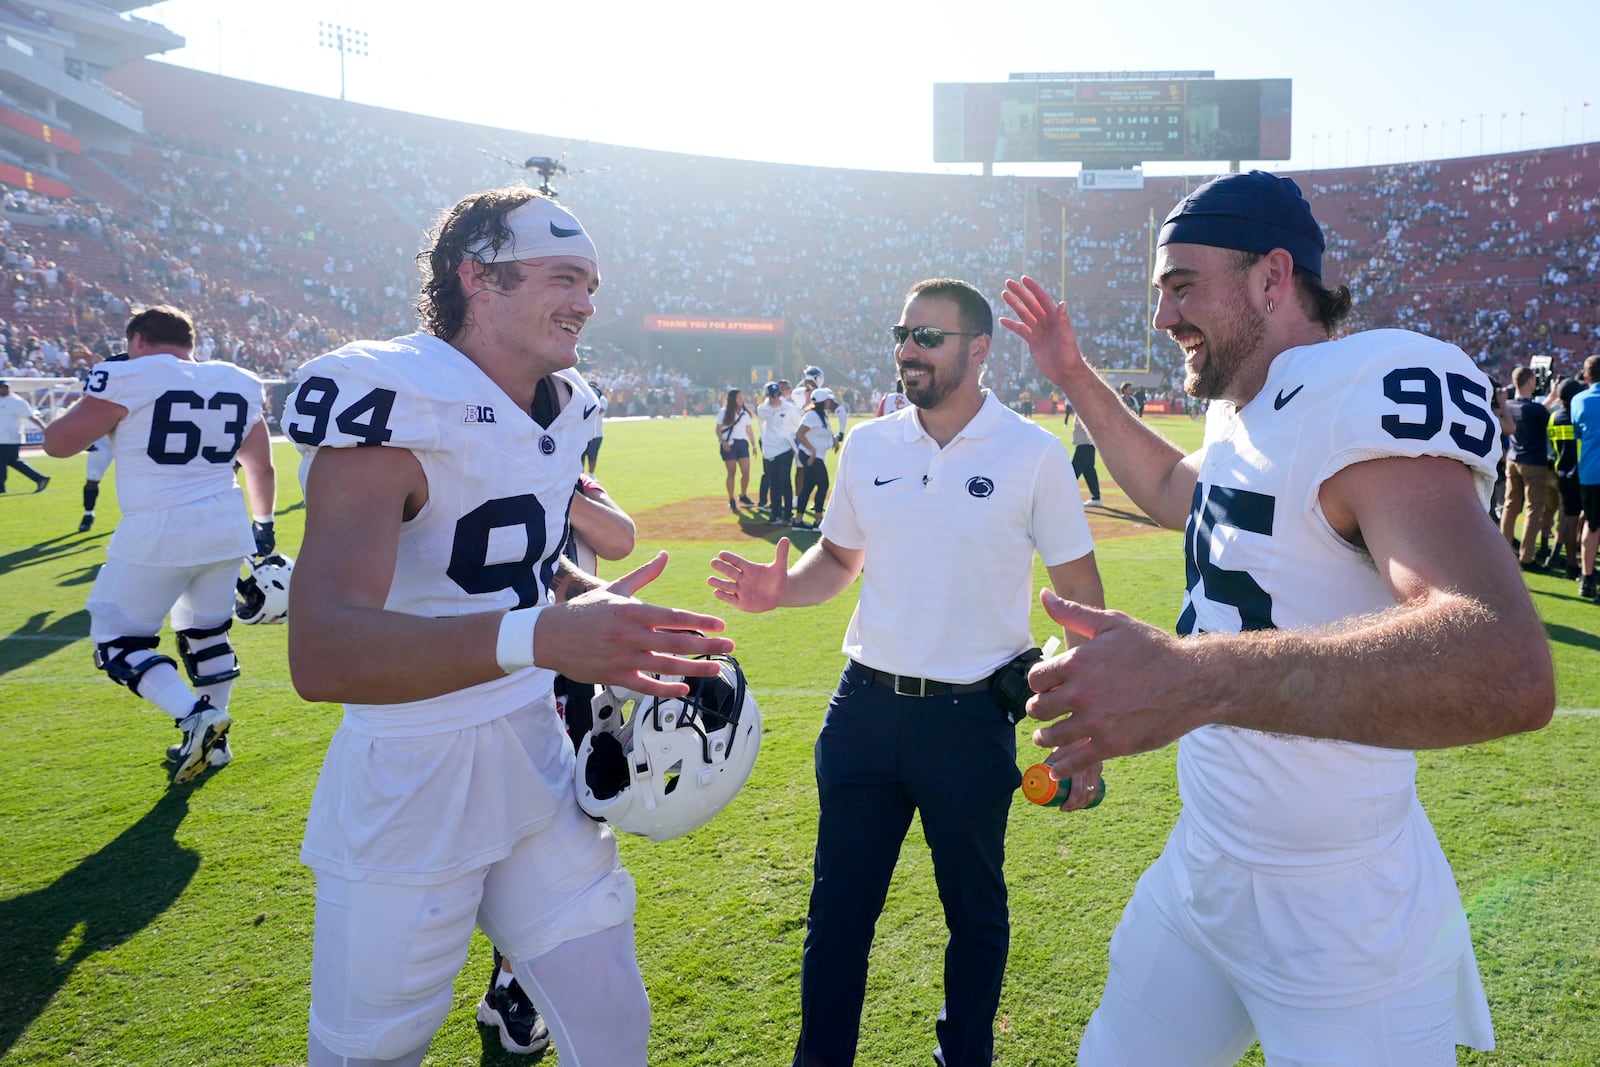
[44,305,276,786]
[283,187,731,1067]
[1000,171,1553,1066]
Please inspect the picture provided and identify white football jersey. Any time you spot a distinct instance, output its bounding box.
[1176,329,1499,866]
[84,354,262,566]
[876,392,911,418]
[287,333,598,735]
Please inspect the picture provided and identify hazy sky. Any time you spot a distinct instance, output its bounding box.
[135,0,1599,177]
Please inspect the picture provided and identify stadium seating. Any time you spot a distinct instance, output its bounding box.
[0,59,1595,407]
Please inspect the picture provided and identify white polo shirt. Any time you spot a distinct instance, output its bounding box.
[756,398,801,459]
[820,391,1093,683]
[0,392,38,443]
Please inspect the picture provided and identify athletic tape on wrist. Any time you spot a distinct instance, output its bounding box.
[495,606,544,674]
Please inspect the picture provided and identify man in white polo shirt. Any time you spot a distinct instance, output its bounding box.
[708,277,1104,1067]
[0,379,50,493]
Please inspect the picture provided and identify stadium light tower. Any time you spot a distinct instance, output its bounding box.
[317,21,368,102]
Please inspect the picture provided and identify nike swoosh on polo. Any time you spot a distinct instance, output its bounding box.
[1273,384,1305,410]
[583,404,598,419]
[873,476,903,486]
[550,222,583,238]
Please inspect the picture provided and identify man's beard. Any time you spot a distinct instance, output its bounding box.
[1178,288,1266,401]
[902,345,971,410]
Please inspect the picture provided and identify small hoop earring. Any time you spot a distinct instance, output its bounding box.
[1266,298,1275,315]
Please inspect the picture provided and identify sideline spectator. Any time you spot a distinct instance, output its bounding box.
[1500,365,1557,568]
[0,378,49,492]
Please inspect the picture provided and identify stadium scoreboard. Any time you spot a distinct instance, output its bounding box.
[933,77,1291,165]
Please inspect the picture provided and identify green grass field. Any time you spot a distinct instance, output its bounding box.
[2,414,1596,1066]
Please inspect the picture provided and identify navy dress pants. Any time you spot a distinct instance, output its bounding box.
[794,661,1020,1067]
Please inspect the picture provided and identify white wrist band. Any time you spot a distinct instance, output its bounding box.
[495,607,544,674]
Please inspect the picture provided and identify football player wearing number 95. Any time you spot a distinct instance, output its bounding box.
[283,187,731,1067]
[1000,171,1553,1066]
[44,305,276,785]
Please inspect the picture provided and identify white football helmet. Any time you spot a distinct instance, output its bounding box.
[576,654,761,842]
[235,553,293,625]
[804,365,824,386]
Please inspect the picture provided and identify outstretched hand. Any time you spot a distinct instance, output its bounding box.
[539,551,734,699]
[999,276,1088,388]
[1025,589,1204,779]
[707,537,792,614]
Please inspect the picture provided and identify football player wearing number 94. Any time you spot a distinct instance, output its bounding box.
[284,188,731,1067]
[1000,171,1553,1066]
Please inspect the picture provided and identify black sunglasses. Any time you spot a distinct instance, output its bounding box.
[892,324,981,349]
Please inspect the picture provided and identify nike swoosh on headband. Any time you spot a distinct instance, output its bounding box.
[550,223,583,238]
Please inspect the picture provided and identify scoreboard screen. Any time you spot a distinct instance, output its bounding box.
[933,78,1291,165]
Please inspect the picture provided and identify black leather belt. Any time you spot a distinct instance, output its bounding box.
[851,660,991,698]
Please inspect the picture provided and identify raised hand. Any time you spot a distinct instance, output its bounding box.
[707,537,792,614]
[539,551,734,698]
[999,276,1089,388]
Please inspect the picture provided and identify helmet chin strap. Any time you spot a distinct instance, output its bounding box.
[575,654,762,842]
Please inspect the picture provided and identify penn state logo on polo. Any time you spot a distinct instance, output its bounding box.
[966,476,995,498]
[540,435,557,455]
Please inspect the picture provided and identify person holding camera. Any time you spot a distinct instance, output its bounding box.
[1500,365,1559,568]
[708,277,1103,1067]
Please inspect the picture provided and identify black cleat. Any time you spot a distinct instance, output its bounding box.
[34,476,50,494]
[477,952,551,1055]
[78,512,95,533]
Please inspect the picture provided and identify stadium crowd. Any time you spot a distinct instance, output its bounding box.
[0,61,1596,413]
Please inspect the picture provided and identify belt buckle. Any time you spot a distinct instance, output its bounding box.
[893,674,927,698]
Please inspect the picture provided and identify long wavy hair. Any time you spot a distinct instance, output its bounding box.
[414,185,545,341]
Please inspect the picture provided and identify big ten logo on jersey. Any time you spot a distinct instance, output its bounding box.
[464,404,497,424]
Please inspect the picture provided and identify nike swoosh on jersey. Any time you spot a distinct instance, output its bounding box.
[583,404,597,418]
[550,222,583,238]
[873,476,903,486]
[1273,384,1305,410]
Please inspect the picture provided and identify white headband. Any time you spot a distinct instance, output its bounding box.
[466,198,598,267]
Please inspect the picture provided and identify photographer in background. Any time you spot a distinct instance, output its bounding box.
[1500,365,1558,569]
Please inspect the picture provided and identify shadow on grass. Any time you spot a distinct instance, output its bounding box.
[0,609,90,679]
[477,1020,551,1065]
[1544,620,1600,654]
[0,785,201,1056]
[735,511,820,551]
[0,532,98,577]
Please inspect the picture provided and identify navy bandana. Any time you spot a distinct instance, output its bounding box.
[1158,170,1325,278]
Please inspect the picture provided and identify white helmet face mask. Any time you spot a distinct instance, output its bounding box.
[235,553,293,625]
[576,654,761,842]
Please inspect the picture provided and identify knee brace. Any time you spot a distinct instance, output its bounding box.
[177,619,241,686]
[94,637,177,696]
